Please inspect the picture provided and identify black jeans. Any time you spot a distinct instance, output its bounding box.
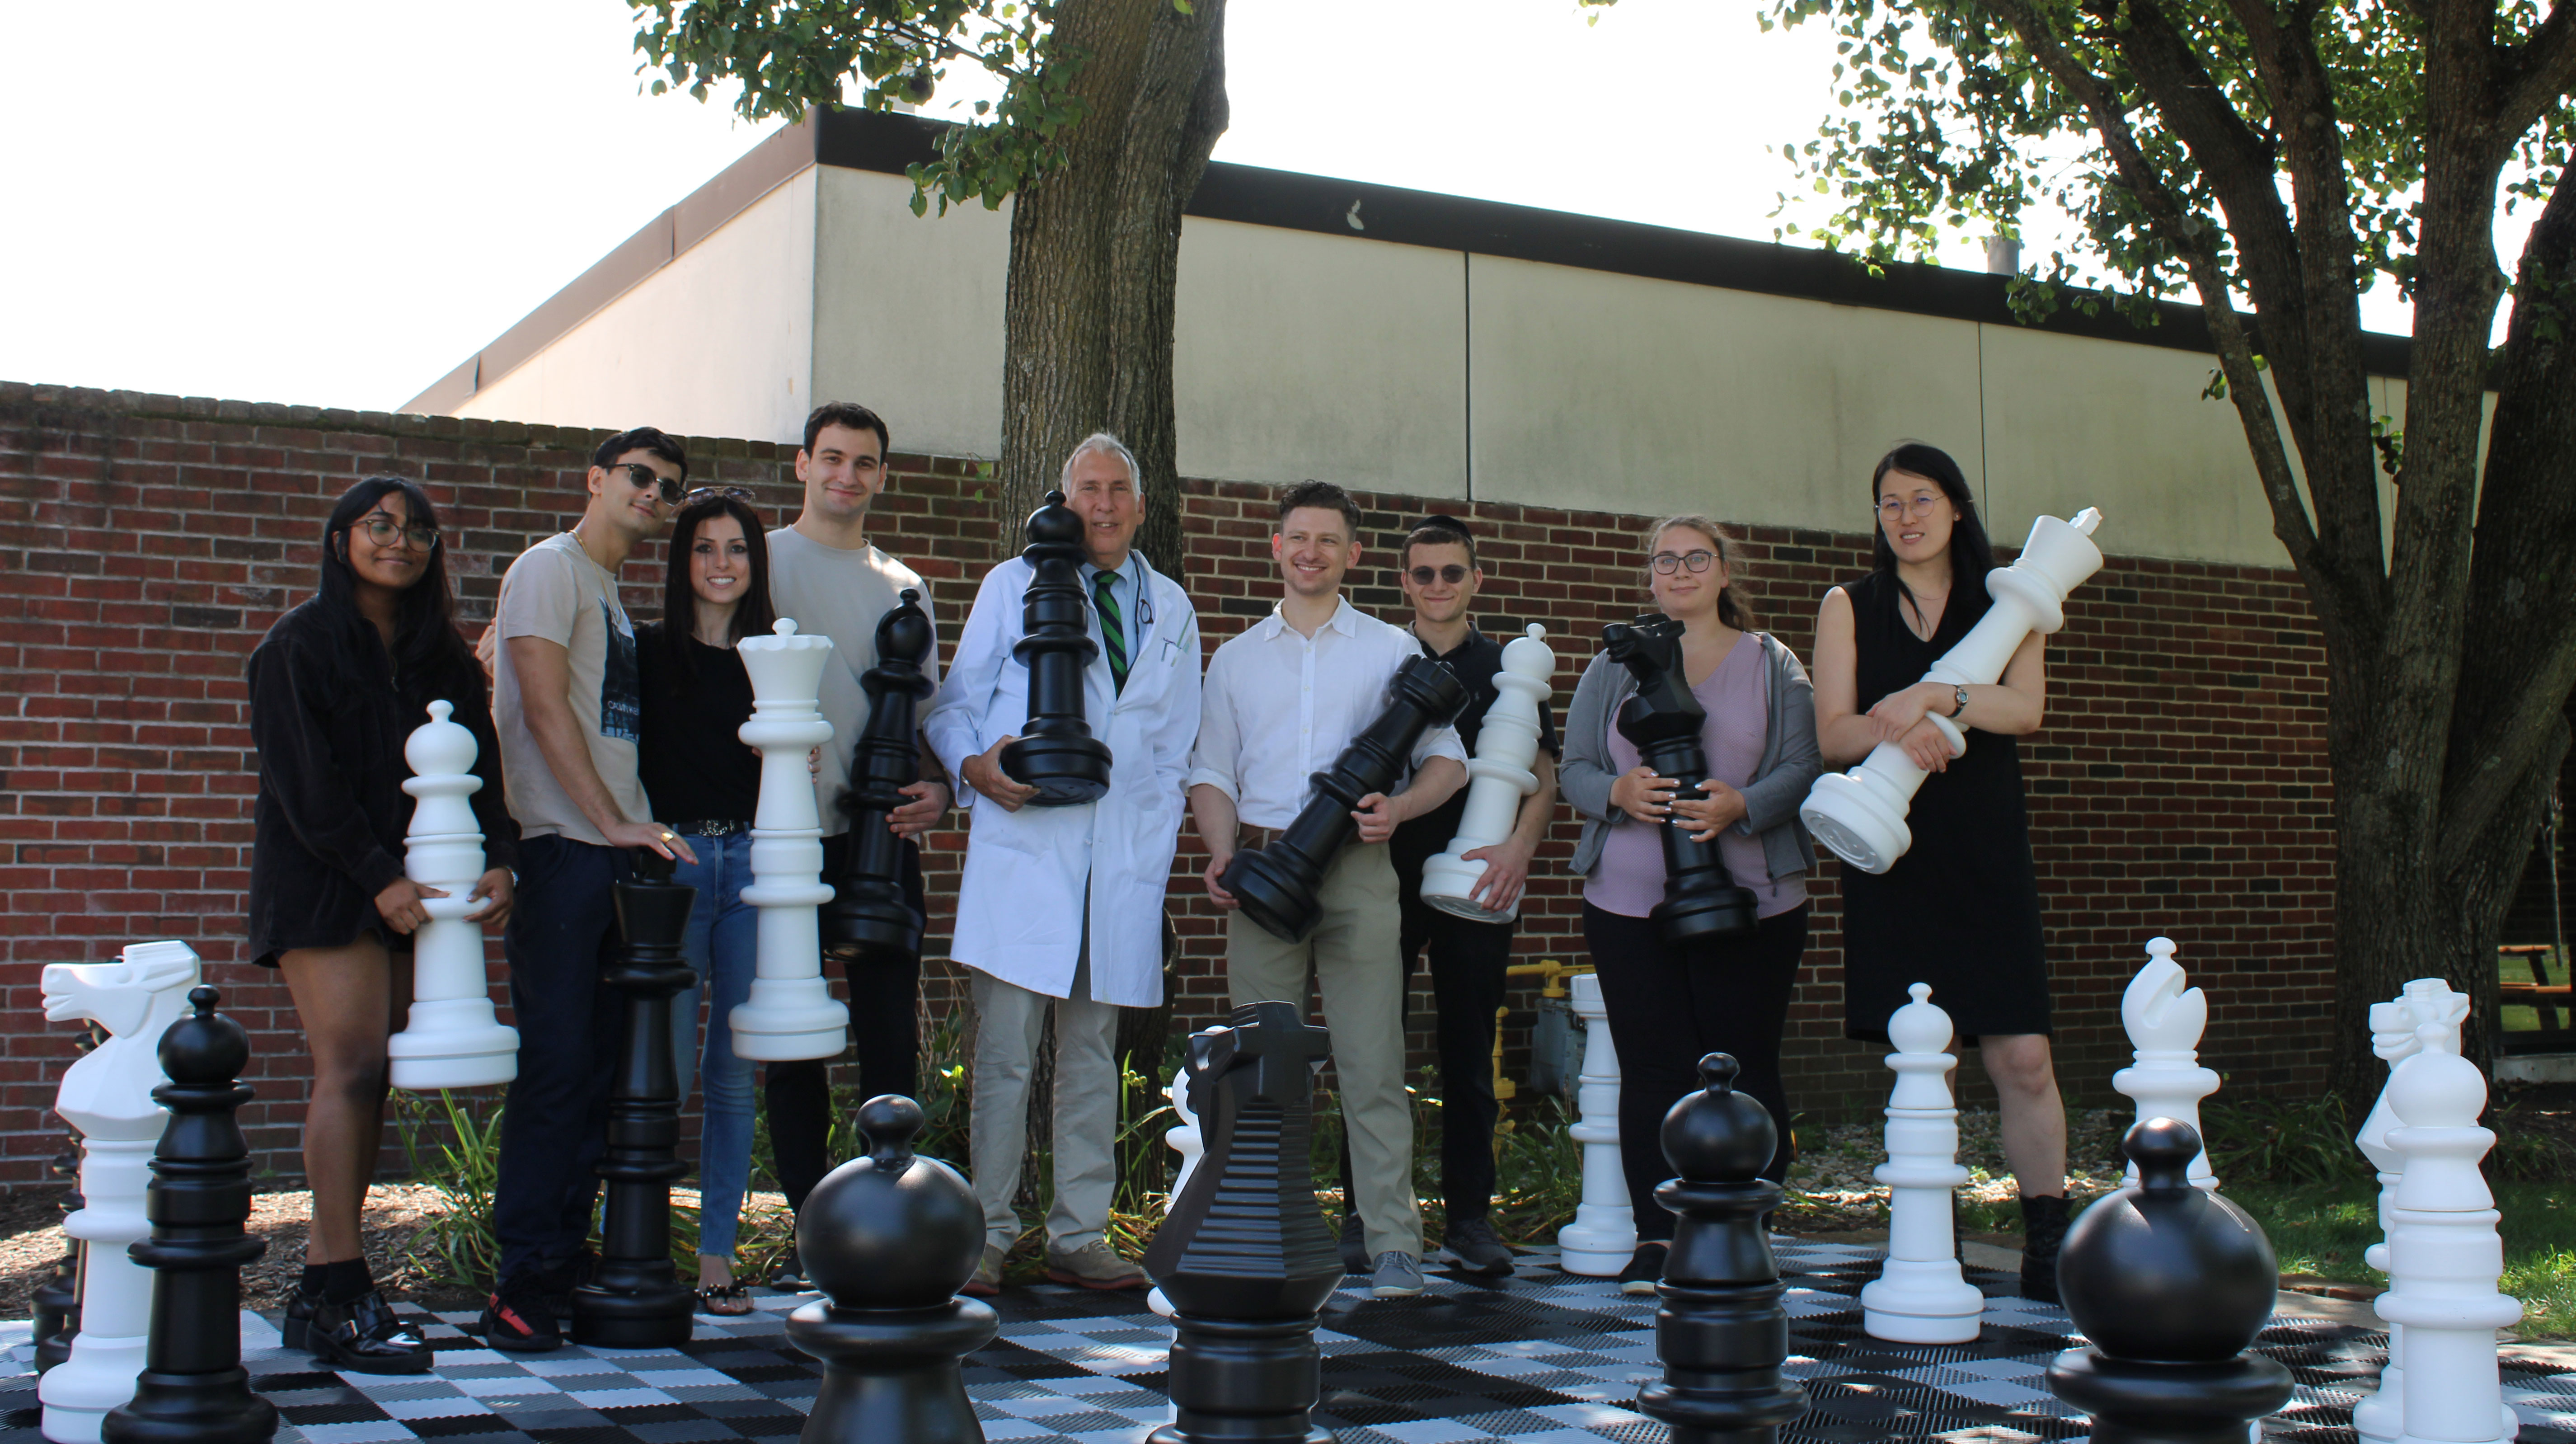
[764,834,926,1214]
[494,835,628,1283]
[1583,900,1808,1240]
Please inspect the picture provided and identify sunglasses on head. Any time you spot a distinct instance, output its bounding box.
[604,461,684,505]
[684,485,756,506]
[1408,564,1470,585]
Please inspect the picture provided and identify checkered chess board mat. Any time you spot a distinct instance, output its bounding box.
[6,1240,2572,1444]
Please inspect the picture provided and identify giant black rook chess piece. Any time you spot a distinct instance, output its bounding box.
[788,1094,998,1444]
[1220,656,1469,942]
[2047,1119,2294,1444]
[1144,1000,1342,1444]
[999,489,1113,805]
[570,848,698,1347]
[1602,616,1759,943]
[823,588,937,961]
[101,986,277,1443]
[1635,1054,1809,1444]
[34,1135,83,1375]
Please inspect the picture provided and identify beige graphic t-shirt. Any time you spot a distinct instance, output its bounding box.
[493,532,651,846]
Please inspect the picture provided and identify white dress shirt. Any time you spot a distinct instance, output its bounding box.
[1187,597,1467,831]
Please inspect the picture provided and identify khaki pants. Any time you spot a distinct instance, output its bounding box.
[1225,841,1420,1261]
[968,945,1122,1253]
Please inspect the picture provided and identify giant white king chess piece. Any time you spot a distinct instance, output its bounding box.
[1800,507,2104,873]
[388,699,519,1089]
[1555,972,1636,1276]
[1861,983,1984,1343]
[2114,937,2219,1190]
[1420,624,1555,922]
[729,618,848,1062]
[38,940,200,1444]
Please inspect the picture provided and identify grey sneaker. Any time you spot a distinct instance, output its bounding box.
[1044,1239,1147,1291]
[1369,1251,1425,1298]
[1437,1217,1515,1277]
[962,1243,1006,1298]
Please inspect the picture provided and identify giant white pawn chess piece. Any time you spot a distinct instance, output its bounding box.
[2378,1021,2522,1444]
[1556,971,1636,1275]
[2114,937,2218,1190]
[1420,624,1555,922]
[387,700,518,1089]
[1800,508,2104,873]
[729,619,846,1062]
[39,940,201,1444]
[1861,983,1984,1342]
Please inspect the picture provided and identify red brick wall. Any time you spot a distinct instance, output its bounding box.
[0,382,2335,1183]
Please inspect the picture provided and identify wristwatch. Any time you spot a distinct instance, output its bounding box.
[1949,684,1970,718]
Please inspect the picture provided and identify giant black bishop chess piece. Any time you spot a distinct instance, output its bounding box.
[1602,616,1759,943]
[1220,656,1469,943]
[101,986,277,1444]
[571,848,698,1348]
[1144,1000,1342,1444]
[788,1094,998,1444]
[823,588,938,961]
[999,489,1113,806]
[1635,1054,1808,1444]
[2047,1119,2294,1444]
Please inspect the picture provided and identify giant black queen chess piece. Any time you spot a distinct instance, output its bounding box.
[998,489,1113,805]
[1220,656,1470,943]
[822,588,937,962]
[1602,615,1759,942]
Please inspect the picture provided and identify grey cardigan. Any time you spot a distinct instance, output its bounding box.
[1559,631,1825,883]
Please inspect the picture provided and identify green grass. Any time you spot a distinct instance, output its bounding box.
[2219,1178,2576,1340]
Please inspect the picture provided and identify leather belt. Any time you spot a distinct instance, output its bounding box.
[1243,826,1286,850]
[667,818,750,837]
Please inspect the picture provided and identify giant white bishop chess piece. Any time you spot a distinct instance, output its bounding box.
[38,940,200,1444]
[1555,971,1636,1276]
[2115,937,2218,1190]
[1420,624,1555,922]
[1861,983,1984,1342]
[729,618,846,1062]
[388,700,518,1089]
[1800,508,2104,873]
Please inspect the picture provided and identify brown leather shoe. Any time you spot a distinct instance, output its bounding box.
[961,1243,1007,1298]
[1044,1239,1147,1290]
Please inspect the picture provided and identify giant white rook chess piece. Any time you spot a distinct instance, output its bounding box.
[2114,937,2218,1190]
[729,619,847,1062]
[1801,508,2104,873]
[38,940,200,1444]
[1861,983,1983,1342]
[1420,624,1555,922]
[2378,1021,2521,1444]
[1555,972,1635,1276]
[388,700,518,1090]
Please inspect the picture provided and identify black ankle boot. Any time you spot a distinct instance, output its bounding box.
[2019,1193,2070,1303]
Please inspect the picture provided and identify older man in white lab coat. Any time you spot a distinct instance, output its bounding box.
[924,432,1202,1295]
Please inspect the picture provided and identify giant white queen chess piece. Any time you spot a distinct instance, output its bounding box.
[1420,624,1556,922]
[1800,507,2105,873]
[729,618,847,1062]
[2115,937,2218,1190]
[38,940,201,1444]
[387,700,518,1090]
[1861,983,1984,1343]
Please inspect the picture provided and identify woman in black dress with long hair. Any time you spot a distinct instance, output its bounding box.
[1811,442,2070,1300]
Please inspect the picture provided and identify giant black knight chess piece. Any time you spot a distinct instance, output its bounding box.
[101,986,277,1443]
[1634,1054,1808,1444]
[1602,616,1759,942]
[570,849,698,1347]
[2047,1118,2294,1444]
[1144,1000,1343,1444]
[788,1094,998,1444]
[823,588,937,961]
[1220,656,1469,942]
[999,489,1113,805]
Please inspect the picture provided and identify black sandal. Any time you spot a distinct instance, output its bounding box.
[694,1279,753,1317]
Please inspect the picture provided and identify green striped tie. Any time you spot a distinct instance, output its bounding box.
[1093,569,1129,694]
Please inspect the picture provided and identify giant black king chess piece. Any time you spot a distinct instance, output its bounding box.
[1220,656,1469,943]
[570,848,699,1347]
[999,489,1113,805]
[1602,615,1758,942]
[822,588,937,961]
[1144,1000,1343,1444]
[2046,1119,2294,1444]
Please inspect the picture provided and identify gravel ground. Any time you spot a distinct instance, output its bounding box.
[1780,1105,2129,1231]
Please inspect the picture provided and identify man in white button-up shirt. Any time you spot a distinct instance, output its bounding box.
[1186,480,1468,1298]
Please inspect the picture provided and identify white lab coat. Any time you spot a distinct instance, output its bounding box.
[922,552,1202,1006]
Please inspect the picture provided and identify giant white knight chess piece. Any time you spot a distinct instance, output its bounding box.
[388,699,518,1090]
[2114,937,2218,1190]
[729,618,847,1062]
[38,940,201,1444]
[1861,983,1983,1342]
[1555,972,1635,1276]
[1420,624,1555,922]
[1800,508,2104,873]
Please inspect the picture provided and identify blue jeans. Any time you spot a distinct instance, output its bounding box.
[669,832,759,1261]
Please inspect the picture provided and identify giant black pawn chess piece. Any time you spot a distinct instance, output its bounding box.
[33,1137,83,1375]
[788,1094,998,1444]
[1635,1054,1809,1444]
[2047,1119,2294,1444]
[823,588,938,960]
[571,849,699,1348]
[1145,1000,1342,1444]
[1602,616,1759,943]
[998,489,1113,806]
[101,987,277,1444]
[1221,656,1470,943]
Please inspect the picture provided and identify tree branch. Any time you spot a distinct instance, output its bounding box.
[2497,0,2576,141]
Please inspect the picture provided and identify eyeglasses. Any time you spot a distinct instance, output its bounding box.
[1408,564,1470,585]
[605,461,685,505]
[1650,550,1716,574]
[1877,494,1944,520]
[683,485,755,505]
[357,513,440,551]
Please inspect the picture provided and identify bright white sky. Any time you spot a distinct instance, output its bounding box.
[0,0,2454,413]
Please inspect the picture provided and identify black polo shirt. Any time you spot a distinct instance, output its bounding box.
[1390,622,1560,873]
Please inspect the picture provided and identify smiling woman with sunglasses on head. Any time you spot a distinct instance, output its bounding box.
[247,477,518,1374]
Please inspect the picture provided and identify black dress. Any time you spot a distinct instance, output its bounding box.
[1839,570,2051,1042]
